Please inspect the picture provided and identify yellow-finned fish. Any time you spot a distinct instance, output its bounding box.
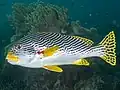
[6,31,116,72]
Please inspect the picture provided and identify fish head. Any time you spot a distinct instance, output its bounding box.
[6,40,36,66]
[5,33,60,67]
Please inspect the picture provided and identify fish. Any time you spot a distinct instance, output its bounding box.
[6,31,116,72]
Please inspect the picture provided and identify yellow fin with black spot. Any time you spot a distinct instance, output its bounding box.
[99,31,116,66]
[43,45,59,57]
[73,58,90,66]
[43,65,63,72]
[72,36,94,46]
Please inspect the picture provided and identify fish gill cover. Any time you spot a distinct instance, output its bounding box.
[0,1,120,90]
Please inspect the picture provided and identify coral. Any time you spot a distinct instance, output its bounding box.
[68,21,100,40]
[8,1,100,43]
[8,1,68,42]
[74,74,104,90]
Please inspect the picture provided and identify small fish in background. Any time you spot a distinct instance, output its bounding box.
[6,31,116,72]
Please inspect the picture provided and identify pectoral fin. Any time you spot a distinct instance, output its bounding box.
[43,65,63,72]
[43,45,59,57]
[73,59,90,66]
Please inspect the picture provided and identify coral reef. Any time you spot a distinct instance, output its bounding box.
[8,1,68,42]
[7,1,100,43]
[1,1,120,90]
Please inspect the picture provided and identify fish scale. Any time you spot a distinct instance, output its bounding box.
[39,32,92,54]
[11,32,95,55]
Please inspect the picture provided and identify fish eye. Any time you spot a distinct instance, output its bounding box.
[17,45,21,49]
[15,44,22,49]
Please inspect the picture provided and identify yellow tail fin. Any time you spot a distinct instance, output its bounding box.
[99,31,116,66]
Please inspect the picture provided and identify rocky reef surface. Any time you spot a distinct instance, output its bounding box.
[0,1,120,90]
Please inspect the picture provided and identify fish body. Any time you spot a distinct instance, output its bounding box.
[6,31,116,72]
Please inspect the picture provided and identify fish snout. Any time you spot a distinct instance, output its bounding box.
[6,52,20,63]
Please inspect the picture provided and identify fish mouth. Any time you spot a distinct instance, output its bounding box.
[6,52,20,62]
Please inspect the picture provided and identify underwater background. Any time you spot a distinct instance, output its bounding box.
[0,0,120,90]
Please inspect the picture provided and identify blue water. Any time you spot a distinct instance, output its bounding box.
[0,0,120,90]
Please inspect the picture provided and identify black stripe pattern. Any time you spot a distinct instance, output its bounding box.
[12,32,94,56]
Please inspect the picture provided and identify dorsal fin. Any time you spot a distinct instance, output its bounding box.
[72,36,94,46]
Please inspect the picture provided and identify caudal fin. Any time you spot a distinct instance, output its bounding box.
[99,31,116,66]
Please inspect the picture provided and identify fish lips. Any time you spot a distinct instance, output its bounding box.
[6,52,20,63]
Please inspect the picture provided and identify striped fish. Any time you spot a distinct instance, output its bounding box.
[6,31,116,72]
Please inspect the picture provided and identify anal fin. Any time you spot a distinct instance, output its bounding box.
[73,59,90,66]
[43,65,63,72]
